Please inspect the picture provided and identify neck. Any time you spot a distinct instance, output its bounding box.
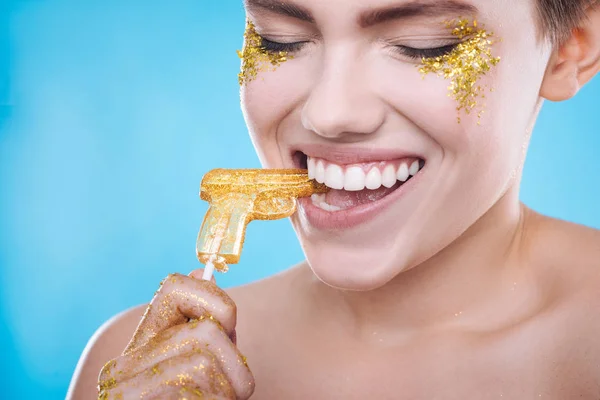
[305,185,531,341]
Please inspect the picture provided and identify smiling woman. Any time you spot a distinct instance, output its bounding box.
[63,0,600,399]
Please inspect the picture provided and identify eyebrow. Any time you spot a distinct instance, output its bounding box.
[359,0,478,28]
[244,0,478,28]
[244,0,315,23]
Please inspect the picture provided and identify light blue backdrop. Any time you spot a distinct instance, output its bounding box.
[0,1,598,398]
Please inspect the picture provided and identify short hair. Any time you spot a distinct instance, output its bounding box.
[537,0,599,44]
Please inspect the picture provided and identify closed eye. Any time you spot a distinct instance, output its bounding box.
[260,37,308,53]
[394,43,459,59]
[258,35,459,60]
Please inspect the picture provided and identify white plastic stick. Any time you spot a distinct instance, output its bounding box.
[202,259,215,281]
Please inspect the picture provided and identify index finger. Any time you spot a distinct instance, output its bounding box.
[123,273,236,354]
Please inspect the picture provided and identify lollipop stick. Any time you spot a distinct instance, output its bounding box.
[202,260,215,281]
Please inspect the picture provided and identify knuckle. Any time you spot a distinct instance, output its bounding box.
[194,348,219,365]
[203,315,228,337]
[229,300,237,316]
[188,313,225,337]
[186,348,250,400]
[160,273,183,291]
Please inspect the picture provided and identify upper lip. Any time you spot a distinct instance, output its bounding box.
[292,143,424,165]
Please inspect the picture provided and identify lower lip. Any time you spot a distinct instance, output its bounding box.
[297,168,423,230]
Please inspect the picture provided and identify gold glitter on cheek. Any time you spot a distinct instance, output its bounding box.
[237,20,292,86]
[419,18,501,122]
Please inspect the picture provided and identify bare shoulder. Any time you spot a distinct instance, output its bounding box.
[526,210,600,287]
[526,211,600,385]
[66,304,146,399]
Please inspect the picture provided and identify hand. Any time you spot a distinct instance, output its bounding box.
[97,272,254,399]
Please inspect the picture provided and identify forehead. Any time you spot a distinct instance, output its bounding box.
[244,0,532,27]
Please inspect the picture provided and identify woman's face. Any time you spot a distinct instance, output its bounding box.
[241,0,552,290]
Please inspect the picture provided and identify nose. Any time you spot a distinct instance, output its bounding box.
[301,52,385,141]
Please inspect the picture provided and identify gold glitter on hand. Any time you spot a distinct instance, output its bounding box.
[419,18,501,122]
[237,20,292,85]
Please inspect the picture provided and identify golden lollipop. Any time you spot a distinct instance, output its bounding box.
[197,169,327,280]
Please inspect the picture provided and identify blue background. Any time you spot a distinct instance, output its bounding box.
[0,1,598,398]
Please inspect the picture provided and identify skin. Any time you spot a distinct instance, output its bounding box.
[68,0,600,398]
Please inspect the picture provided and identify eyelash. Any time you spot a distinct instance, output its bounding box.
[259,36,460,60]
[260,37,307,53]
[394,43,459,59]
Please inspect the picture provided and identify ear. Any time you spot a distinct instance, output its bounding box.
[540,4,600,101]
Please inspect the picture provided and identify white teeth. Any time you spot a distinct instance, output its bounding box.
[324,164,344,190]
[381,165,397,188]
[305,155,424,191]
[315,160,325,183]
[397,163,409,182]
[307,157,316,179]
[409,160,420,176]
[365,168,382,190]
[344,167,366,191]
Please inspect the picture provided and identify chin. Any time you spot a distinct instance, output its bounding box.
[300,242,410,291]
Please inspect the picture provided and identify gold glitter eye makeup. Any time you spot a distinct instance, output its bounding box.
[237,20,293,86]
[419,18,501,122]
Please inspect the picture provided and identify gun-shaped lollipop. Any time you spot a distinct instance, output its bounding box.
[196,169,328,280]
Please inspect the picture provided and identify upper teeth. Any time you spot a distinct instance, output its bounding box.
[307,156,423,191]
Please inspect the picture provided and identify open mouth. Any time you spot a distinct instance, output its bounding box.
[294,151,425,212]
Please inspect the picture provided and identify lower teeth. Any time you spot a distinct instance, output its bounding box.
[310,179,408,212]
[316,202,342,212]
[310,194,343,212]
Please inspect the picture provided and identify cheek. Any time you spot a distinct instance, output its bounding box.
[374,60,460,122]
[391,40,545,174]
[367,53,535,215]
[466,33,549,178]
[369,49,496,156]
[371,59,487,171]
[241,63,310,167]
[431,44,547,211]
